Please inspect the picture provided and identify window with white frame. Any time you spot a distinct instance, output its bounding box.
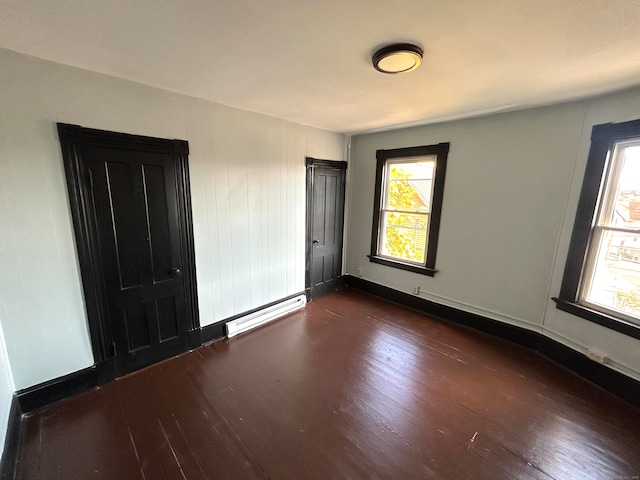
[555,119,640,338]
[581,139,640,321]
[369,143,449,276]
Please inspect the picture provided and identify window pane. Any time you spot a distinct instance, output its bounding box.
[602,144,640,227]
[380,212,428,263]
[386,160,434,212]
[585,229,640,322]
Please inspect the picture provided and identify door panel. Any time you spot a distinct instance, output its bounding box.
[157,296,179,340]
[144,163,174,284]
[306,160,347,299]
[323,175,337,246]
[124,303,149,352]
[323,255,335,282]
[312,256,323,287]
[106,161,145,289]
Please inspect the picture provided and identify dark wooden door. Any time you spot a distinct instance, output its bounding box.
[59,124,199,377]
[306,158,347,299]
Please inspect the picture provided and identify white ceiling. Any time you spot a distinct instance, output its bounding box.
[2,0,640,134]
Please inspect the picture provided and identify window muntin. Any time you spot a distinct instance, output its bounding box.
[580,140,640,324]
[378,157,436,264]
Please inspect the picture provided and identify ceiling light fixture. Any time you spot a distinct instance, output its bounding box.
[372,43,423,74]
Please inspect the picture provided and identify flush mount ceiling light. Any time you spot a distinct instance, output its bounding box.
[372,43,423,74]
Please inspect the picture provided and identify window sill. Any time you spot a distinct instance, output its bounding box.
[367,255,437,277]
[551,297,640,340]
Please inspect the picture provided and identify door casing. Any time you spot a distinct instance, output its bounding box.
[58,123,200,376]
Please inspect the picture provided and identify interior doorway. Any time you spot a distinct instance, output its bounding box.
[58,124,200,376]
[305,158,347,300]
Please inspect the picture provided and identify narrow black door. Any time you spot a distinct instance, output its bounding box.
[59,124,199,376]
[306,158,347,299]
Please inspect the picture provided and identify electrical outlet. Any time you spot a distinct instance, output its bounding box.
[356,266,363,277]
[412,286,420,295]
[586,349,607,364]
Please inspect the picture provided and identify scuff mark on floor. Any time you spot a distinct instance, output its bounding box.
[467,431,478,450]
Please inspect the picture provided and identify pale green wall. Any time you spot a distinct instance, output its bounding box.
[346,87,640,381]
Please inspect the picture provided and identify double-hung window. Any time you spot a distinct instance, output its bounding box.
[555,119,640,339]
[369,143,449,276]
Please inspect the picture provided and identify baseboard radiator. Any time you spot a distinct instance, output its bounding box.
[226,294,307,338]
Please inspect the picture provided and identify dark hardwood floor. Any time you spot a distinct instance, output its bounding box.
[15,289,640,479]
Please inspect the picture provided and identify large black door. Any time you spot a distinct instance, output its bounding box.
[59,124,199,376]
[306,158,347,299]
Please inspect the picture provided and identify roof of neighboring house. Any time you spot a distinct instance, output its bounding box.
[409,179,432,211]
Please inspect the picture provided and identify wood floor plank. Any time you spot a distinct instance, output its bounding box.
[143,355,270,479]
[14,289,640,479]
[111,371,206,480]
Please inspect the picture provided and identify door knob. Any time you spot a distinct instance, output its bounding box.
[313,240,320,244]
[171,268,181,275]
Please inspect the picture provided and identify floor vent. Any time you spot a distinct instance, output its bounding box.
[226,294,307,338]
